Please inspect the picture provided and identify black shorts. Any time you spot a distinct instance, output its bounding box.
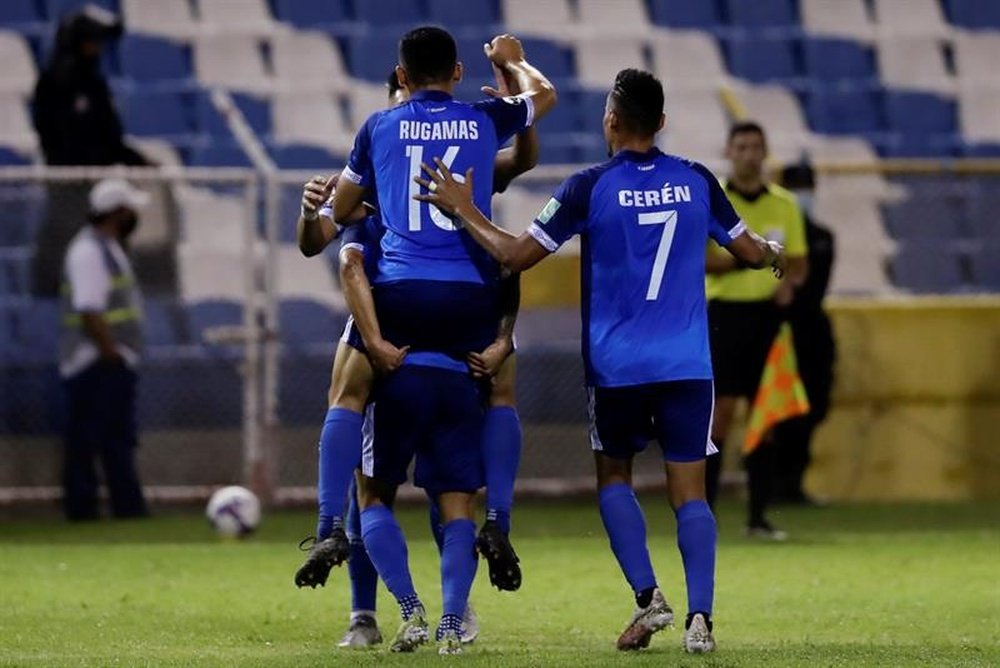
[708,300,781,399]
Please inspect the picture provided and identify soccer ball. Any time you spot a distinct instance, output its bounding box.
[206,486,261,537]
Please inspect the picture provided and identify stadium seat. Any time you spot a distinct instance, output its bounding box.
[882,196,964,240]
[0,0,42,26]
[970,248,1000,289]
[0,31,37,95]
[652,30,728,89]
[521,38,574,81]
[272,92,353,154]
[533,88,577,133]
[185,299,242,342]
[574,37,647,88]
[273,0,351,29]
[186,145,253,168]
[878,37,954,94]
[962,142,1000,157]
[456,37,499,80]
[355,0,423,26]
[646,0,720,29]
[196,92,271,140]
[348,82,392,127]
[269,143,343,170]
[808,135,879,162]
[13,299,59,363]
[807,88,883,134]
[803,38,875,81]
[658,88,730,161]
[953,31,1000,85]
[193,35,272,94]
[121,0,198,40]
[198,0,274,35]
[725,36,798,84]
[428,0,498,28]
[347,31,400,82]
[0,93,36,152]
[44,0,118,19]
[176,190,245,251]
[143,297,185,347]
[873,0,950,38]
[271,31,351,94]
[724,0,796,28]
[278,299,343,345]
[119,34,191,83]
[947,0,1000,29]
[889,244,963,293]
[958,87,1000,143]
[884,91,956,135]
[800,0,874,41]
[120,90,194,138]
[577,0,651,36]
[0,146,32,166]
[502,0,573,36]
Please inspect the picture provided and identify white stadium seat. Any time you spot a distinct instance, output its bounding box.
[121,0,199,40]
[177,245,245,302]
[197,0,275,35]
[576,0,650,37]
[276,246,343,308]
[272,92,354,154]
[349,82,393,128]
[0,31,37,95]
[194,35,273,94]
[958,87,1000,143]
[954,31,1000,85]
[176,188,245,251]
[800,0,874,42]
[574,37,648,88]
[873,0,950,38]
[658,89,729,165]
[807,136,879,163]
[502,0,573,37]
[877,37,954,94]
[652,30,728,89]
[0,93,37,152]
[271,31,351,94]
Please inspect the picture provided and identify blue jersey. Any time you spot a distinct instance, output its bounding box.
[528,148,746,388]
[342,89,533,286]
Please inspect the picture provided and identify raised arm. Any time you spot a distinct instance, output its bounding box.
[297,175,339,257]
[485,34,557,123]
[485,65,540,193]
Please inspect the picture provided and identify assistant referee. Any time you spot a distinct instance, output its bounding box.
[705,121,808,540]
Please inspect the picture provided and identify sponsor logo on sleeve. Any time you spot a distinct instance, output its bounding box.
[537,198,561,224]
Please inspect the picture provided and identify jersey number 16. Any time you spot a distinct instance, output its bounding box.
[406,145,464,232]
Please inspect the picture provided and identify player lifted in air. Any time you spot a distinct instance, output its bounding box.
[294,62,539,649]
[416,69,784,654]
[315,27,555,653]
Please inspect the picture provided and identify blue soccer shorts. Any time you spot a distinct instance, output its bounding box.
[361,365,486,496]
[587,379,719,463]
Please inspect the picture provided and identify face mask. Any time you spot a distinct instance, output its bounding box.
[119,215,138,240]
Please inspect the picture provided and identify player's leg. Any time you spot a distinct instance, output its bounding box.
[435,491,479,655]
[296,338,374,588]
[425,489,480,644]
[338,473,382,648]
[589,386,672,650]
[705,394,737,508]
[655,380,718,654]
[477,353,523,591]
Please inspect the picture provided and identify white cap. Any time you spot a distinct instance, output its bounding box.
[89,179,150,215]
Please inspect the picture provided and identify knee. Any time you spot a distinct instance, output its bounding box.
[594,454,632,489]
[488,384,516,408]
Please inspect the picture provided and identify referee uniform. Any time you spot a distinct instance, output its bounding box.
[705,181,807,526]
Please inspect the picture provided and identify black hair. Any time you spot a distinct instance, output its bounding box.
[386,68,402,97]
[728,120,767,145]
[398,26,457,87]
[610,69,664,137]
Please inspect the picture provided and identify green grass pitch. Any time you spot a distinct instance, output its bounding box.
[2,499,998,667]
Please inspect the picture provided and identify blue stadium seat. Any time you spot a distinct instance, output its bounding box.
[879,134,959,158]
[807,88,883,134]
[186,300,242,344]
[269,143,344,169]
[355,0,423,26]
[970,248,1000,289]
[535,89,578,133]
[882,197,964,240]
[279,299,344,345]
[120,90,194,138]
[196,92,271,139]
[724,0,796,27]
[962,143,1000,157]
[884,92,957,135]
[119,34,191,83]
[273,0,352,28]
[456,37,497,80]
[726,36,798,83]
[646,0,720,28]
[967,183,1000,239]
[428,0,498,27]
[140,357,242,428]
[0,0,42,25]
[0,147,32,166]
[521,38,574,81]
[143,297,184,347]
[803,38,875,81]
[946,0,1000,29]
[0,184,45,247]
[44,0,119,19]
[577,89,611,135]
[889,244,963,293]
[186,145,253,168]
[536,141,581,165]
[13,299,59,363]
[347,31,400,82]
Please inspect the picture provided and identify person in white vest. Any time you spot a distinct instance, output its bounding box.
[59,178,149,520]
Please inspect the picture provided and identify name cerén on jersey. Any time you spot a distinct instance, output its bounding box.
[399,120,480,141]
[618,182,692,208]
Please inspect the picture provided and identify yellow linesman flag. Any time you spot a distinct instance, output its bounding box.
[742,323,811,455]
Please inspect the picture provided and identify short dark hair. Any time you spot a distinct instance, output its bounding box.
[399,26,457,87]
[781,163,815,190]
[386,68,402,97]
[728,120,767,145]
[610,69,664,137]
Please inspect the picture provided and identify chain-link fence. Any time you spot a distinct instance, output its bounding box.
[2,162,998,505]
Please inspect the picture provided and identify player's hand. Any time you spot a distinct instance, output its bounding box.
[767,240,787,279]
[367,338,409,375]
[484,34,525,69]
[467,338,513,379]
[413,158,474,218]
[301,174,337,220]
[481,63,520,98]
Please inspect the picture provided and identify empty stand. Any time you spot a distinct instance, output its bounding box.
[958,88,1000,143]
[502,0,573,37]
[121,0,198,40]
[574,37,648,88]
[576,0,650,37]
[873,0,951,38]
[0,31,37,94]
[947,0,1000,29]
[272,92,353,155]
[803,37,876,81]
[197,0,274,35]
[724,0,797,28]
[0,93,37,152]
[890,244,964,293]
[725,35,798,84]
[355,0,423,27]
[953,31,1000,85]
[271,30,351,94]
[652,30,728,89]
[193,35,272,94]
[800,0,874,42]
[428,0,499,28]
[647,0,720,30]
[272,0,351,30]
[119,34,191,84]
[877,36,954,94]
[269,143,343,170]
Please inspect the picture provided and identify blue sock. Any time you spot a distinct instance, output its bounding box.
[427,496,445,554]
[346,478,377,614]
[360,505,421,617]
[599,483,657,595]
[437,613,464,641]
[676,500,717,616]
[316,407,364,539]
[440,519,478,620]
[483,407,521,534]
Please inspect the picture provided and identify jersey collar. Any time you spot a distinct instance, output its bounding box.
[724,180,770,202]
[615,147,663,162]
[410,90,453,102]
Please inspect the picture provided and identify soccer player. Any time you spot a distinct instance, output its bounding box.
[329,28,556,652]
[414,69,785,654]
[295,68,538,648]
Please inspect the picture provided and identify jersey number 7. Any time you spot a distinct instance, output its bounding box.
[638,210,678,301]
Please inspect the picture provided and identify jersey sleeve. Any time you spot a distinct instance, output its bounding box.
[341,113,378,188]
[526,170,593,252]
[690,161,746,246]
[783,200,808,257]
[472,94,534,145]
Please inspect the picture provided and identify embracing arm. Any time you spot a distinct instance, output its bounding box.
[339,247,408,373]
